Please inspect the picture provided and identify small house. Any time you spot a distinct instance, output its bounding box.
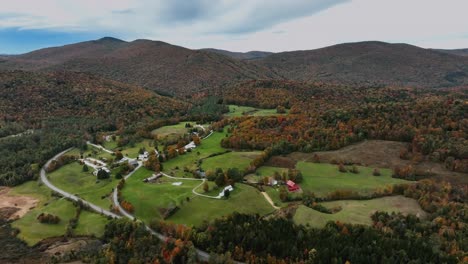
[129,159,139,167]
[218,185,234,197]
[184,141,197,151]
[268,177,278,186]
[143,173,162,183]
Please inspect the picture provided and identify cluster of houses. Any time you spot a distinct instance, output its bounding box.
[137,149,160,161]
[80,158,111,177]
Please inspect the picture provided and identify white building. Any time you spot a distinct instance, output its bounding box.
[218,185,234,197]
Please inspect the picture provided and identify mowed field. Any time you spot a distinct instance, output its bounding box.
[162,129,226,178]
[168,183,274,226]
[47,162,116,209]
[293,195,427,227]
[151,122,198,137]
[10,181,107,245]
[245,166,288,183]
[290,140,468,184]
[121,167,201,223]
[225,105,288,117]
[121,167,274,226]
[68,147,114,162]
[296,162,408,196]
[201,151,260,172]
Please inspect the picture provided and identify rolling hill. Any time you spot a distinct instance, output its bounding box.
[255,41,468,88]
[0,70,188,124]
[435,48,468,57]
[2,39,468,97]
[0,38,275,96]
[201,48,273,60]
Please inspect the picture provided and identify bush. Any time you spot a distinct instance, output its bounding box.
[37,213,60,224]
[373,168,381,176]
[338,163,347,173]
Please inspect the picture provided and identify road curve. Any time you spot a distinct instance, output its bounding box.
[41,148,214,262]
[40,148,120,218]
[160,172,221,199]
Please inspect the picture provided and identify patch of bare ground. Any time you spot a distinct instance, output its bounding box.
[0,187,39,220]
[265,156,296,168]
[40,237,102,260]
[288,140,467,184]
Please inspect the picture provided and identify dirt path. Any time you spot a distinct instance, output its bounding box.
[261,192,280,210]
[0,187,38,220]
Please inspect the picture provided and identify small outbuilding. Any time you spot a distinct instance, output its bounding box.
[287,180,300,192]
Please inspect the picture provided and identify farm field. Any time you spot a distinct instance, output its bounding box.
[293,195,427,227]
[201,151,260,172]
[118,139,154,159]
[13,198,75,245]
[162,128,227,178]
[225,105,288,117]
[74,210,107,238]
[10,181,108,245]
[47,162,116,209]
[168,183,274,226]
[121,167,274,227]
[245,166,288,183]
[295,162,408,196]
[151,121,198,137]
[68,146,114,162]
[121,167,202,223]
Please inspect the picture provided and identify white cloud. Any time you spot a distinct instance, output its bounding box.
[0,0,467,51]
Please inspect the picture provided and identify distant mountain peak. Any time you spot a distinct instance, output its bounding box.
[96,37,126,43]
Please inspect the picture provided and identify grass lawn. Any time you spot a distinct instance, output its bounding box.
[47,162,116,209]
[193,180,220,196]
[245,166,289,183]
[102,138,119,150]
[74,210,108,238]
[264,187,288,207]
[151,122,198,137]
[68,147,114,162]
[121,167,201,223]
[10,180,111,245]
[119,139,154,159]
[201,151,260,172]
[10,181,71,246]
[162,129,227,178]
[296,162,408,197]
[225,105,288,117]
[253,108,289,116]
[168,184,274,226]
[293,196,427,227]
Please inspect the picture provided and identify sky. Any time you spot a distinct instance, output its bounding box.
[0,0,467,54]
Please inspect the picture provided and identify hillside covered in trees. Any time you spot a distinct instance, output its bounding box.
[0,70,189,186]
[2,39,468,97]
[215,80,468,175]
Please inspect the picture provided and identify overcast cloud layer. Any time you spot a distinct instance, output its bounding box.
[0,0,467,54]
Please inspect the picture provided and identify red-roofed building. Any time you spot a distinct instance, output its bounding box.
[287,180,300,192]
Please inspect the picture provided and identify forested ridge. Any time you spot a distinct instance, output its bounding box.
[0,70,188,186]
[215,80,468,173]
[0,38,467,264]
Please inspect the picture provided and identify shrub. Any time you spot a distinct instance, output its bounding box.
[37,213,60,224]
[373,168,381,176]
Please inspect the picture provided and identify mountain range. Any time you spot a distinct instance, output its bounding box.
[1,37,468,96]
